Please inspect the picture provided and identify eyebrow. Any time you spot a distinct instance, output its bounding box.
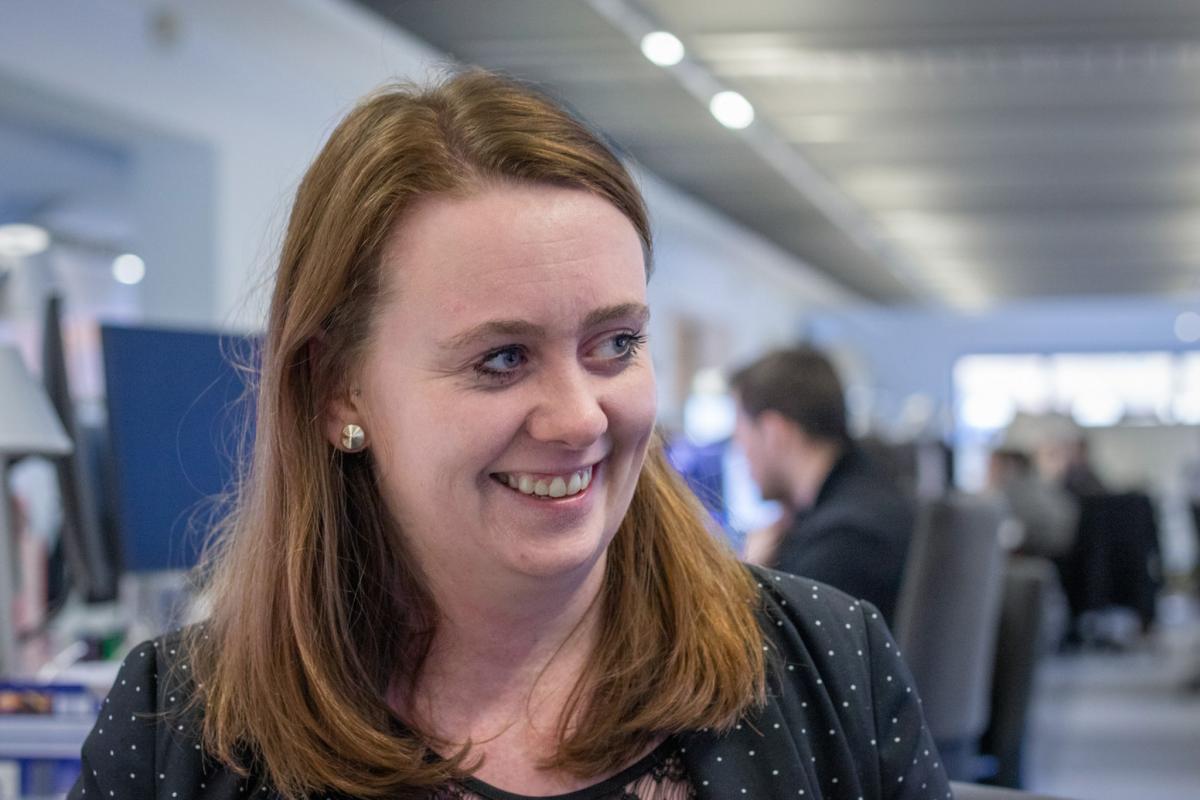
[438,302,650,352]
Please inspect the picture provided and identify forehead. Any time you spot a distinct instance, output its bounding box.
[377,184,647,334]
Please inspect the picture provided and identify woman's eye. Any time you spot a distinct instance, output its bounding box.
[595,331,647,360]
[477,347,525,376]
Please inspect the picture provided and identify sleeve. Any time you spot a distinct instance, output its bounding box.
[67,640,160,800]
[859,602,953,800]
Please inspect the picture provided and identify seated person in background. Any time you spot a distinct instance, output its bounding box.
[70,72,947,799]
[731,346,915,625]
[1060,437,1107,499]
[985,447,1078,559]
[1006,410,1104,501]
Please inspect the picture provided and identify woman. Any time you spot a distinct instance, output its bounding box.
[70,71,950,800]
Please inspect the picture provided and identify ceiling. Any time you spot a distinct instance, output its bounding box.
[355,0,1200,307]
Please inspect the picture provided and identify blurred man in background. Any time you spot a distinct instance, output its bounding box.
[985,446,1078,560]
[986,412,1087,561]
[730,346,914,623]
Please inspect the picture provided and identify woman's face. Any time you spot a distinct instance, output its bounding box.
[332,183,656,590]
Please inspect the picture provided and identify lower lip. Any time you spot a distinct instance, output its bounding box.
[492,463,601,508]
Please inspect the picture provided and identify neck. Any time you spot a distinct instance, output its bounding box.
[785,439,845,511]
[403,551,608,742]
[431,554,605,668]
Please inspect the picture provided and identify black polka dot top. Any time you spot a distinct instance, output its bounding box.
[68,566,951,799]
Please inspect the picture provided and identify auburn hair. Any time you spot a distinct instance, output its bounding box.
[184,69,765,799]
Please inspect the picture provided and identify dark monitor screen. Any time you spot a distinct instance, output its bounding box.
[43,295,117,601]
[664,435,756,552]
[100,325,256,572]
[665,436,727,523]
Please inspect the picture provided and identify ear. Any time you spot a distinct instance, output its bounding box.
[309,335,366,451]
[323,389,366,450]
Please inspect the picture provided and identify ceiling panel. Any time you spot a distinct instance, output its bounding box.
[353,0,1200,307]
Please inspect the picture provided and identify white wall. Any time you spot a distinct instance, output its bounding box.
[0,0,443,328]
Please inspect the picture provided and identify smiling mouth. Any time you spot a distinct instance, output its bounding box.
[491,464,594,499]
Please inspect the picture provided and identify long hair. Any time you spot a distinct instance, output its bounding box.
[185,69,765,799]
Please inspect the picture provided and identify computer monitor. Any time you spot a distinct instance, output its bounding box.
[41,295,116,602]
[665,435,727,523]
[100,325,256,572]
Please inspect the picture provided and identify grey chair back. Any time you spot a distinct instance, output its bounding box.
[893,493,1007,770]
[981,555,1058,788]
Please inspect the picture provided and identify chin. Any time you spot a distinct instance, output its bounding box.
[505,520,614,582]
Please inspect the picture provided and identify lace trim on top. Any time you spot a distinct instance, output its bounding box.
[430,738,695,800]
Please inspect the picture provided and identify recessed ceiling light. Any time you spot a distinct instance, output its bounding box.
[709,91,754,129]
[112,253,146,285]
[640,31,684,66]
[0,224,51,258]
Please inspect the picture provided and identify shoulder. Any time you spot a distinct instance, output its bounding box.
[749,564,860,615]
[74,638,167,798]
[833,449,912,504]
[83,636,169,745]
[71,628,246,800]
[747,564,912,708]
[797,470,914,545]
[782,511,901,552]
[681,567,949,795]
[103,628,198,716]
[748,564,880,653]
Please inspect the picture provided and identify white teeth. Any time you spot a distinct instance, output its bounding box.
[499,466,593,499]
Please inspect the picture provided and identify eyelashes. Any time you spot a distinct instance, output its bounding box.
[606,332,648,359]
[473,331,647,384]
[477,346,525,376]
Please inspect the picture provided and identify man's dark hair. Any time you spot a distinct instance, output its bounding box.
[729,345,850,444]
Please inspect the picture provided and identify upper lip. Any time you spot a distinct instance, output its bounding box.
[492,460,601,478]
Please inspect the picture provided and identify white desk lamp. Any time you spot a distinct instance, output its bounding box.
[0,344,72,676]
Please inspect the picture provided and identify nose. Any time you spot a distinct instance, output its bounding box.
[526,363,608,449]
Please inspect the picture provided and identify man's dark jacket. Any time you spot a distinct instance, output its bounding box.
[772,445,915,624]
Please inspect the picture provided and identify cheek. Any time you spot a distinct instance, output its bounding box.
[380,390,524,477]
[360,376,471,493]
[609,366,658,442]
